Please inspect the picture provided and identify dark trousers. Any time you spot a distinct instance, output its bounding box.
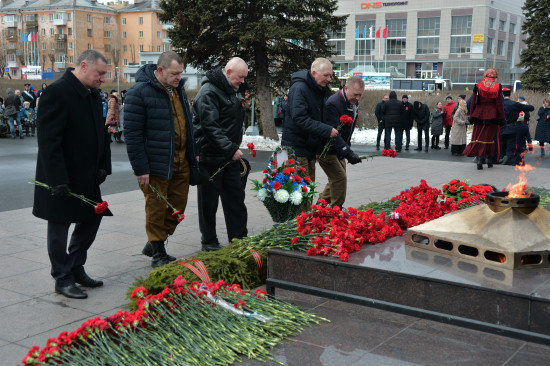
[376,121,385,148]
[431,135,440,147]
[47,217,102,286]
[384,127,403,150]
[417,127,429,148]
[198,160,247,245]
[500,133,517,164]
[444,125,452,147]
[403,128,411,148]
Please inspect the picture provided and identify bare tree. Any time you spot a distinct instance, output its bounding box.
[0,50,6,78]
[109,22,121,79]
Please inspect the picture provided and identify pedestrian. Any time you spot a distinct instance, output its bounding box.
[430,101,444,149]
[193,57,249,251]
[4,88,22,139]
[281,57,338,182]
[36,82,47,100]
[317,76,363,208]
[401,94,414,150]
[125,51,199,267]
[381,91,404,151]
[22,83,36,109]
[117,94,124,143]
[413,100,430,152]
[273,93,283,127]
[514,116,533,166]
[32,50,112,299]
[450,99,468,156]
[463,68,505,170]
[279,94,289,123]
[105,92,120,142]
[374,94,388,150]
[442,95,456,149]
[499,88,534,165]
[534,97,550,157]
[19,101,35,137]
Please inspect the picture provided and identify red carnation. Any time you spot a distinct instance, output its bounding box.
[273,182,282,190]
[340,252,349,262]
[339,115,354,126]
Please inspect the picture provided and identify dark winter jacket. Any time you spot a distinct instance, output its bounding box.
[22,89,36,109]
[192,67,247,165]
[124,64,198,178]
[33,69,112,223]
[281,70,333,159]
[381,91,403,129]
[534,106,550,143]
[4,90,21,116]
[502,98,535,135]
[413,101,430,131]
[323,89,357,159]
[401,100,414,130]
[375,100,385,124]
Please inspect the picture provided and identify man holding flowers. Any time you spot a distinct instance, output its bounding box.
[317,76,364,208]
[33,50,112,299]
[192,57,249,251]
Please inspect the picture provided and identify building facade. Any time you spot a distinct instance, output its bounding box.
[330,0,527,87]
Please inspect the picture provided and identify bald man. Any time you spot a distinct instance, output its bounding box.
[192,57,249,251]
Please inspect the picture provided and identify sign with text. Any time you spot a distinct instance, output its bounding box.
[21,66,42,80]
[472,34,484,43]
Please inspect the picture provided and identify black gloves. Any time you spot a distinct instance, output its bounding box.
[51,184,71,196]
[346,151,362,165]
[96,169,107,185]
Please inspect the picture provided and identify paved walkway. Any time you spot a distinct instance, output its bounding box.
[1,151,549,365]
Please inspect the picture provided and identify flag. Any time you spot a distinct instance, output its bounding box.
[21,32,26,42]
[32,33,37,42]
[369,26,373,38]
[27,33,31,41]
[383,27,388,38]
[363,26,367,38]
[376,27,381,38]
[355,27,359,38]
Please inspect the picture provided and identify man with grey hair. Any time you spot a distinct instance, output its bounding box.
[33,49,112,299]
[125,50,199,267]
[193,57,249,251]
[281,57,338,184]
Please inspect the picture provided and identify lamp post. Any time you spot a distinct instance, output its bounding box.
[116,66,120,92]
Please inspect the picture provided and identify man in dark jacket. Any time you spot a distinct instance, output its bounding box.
[499,88,535,165]
[4,88,21,139]
[413,101,430,152]
[318,76,363,208]
[193,57,249,251]
[281,58,338,181]
[33,50,111,299]
[22,83,36,109]
[374,95,388,150]
[125,51,199,267]
[401,95,414,150]
[381,91,404,151]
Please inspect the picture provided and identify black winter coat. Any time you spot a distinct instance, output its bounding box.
[323,89,357,159]
[124,64,198,178]
[375,101,385,123]
[192,67,247,166]
[502,98,535,135]
[381,92,403,129]
[413,102,430,131]
[281,70,333,159]
[33,69,112,223]
[401,101,414,130]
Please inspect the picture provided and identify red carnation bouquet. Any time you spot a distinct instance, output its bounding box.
[319,114,354,158]
[30,180,109,214]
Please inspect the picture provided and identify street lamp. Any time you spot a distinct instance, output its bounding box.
[115,66,120,92]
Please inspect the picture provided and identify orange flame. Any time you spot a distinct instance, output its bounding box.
[506,163,535,198]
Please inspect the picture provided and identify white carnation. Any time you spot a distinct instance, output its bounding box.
[274,189,290,203]
[257,188,268,202]
[290,191,303,205]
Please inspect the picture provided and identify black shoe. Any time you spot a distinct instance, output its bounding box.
[150,241,174,268]
[414,147,422,151]
[430,146,434,149]
[20,136,24,139]
[405,147,409,150]
[74,271,103,287]
[477,163,483,170]
[376,146,380,151]
[434,146,441,150]
[396,149,402,152]
[444,146,449,149]
[487,162,493,168]
[55,284,88,299]
[424,147,429,152]
[202,243,223,252]
[142,241,176,261]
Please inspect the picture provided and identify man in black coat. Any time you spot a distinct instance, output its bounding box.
[22,83,36,109]
[281,58,338,181]
[499,88,535,165]
[413,101,430,152]
[401,95,414,150]
[125,51,199,267]
[193,57,249,251]
[374,95,388,150]
[318,76,363,208]
[381,91,404,151]
[33,50,111,299]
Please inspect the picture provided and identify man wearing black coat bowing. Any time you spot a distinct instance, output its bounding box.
[33,50,112,299]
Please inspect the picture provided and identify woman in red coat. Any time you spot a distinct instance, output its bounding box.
[463,68,505,170]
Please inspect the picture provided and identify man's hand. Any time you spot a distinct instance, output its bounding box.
[51,184,71,196]
[137,174,150,186]
[232,149,244,161]
[330,128,339,138]
[346,151,362,165]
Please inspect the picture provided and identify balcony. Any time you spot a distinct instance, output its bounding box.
[24,14,38,26]
[7,48,18,54]
[163,37,171,44]
[6,33,18,41]
[55,34,67,41]
[162,23,173,30]
[7,60,18,68]
[54,62,67,69]
[53,13,67,26]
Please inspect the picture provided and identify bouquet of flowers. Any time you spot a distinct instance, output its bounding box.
[441,179,494,208]
[319,115,354,158]
[251,146,317,223]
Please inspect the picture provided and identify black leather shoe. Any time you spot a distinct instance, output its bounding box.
[202,243,223,252]
[74,272,104,288]
[142,241,176,261]
[55,284,88,299]
[414,147,422,151]
[477,163,483,170]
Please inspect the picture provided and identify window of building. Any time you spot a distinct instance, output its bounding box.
[386,19,407,55]
[107,71,112,79]
[87,29,93,37]
[157,45,161,52]
[41,14,44,21]
[87,14,92,22]
[104,31,111,38]
[507,41,514,62]
[41,28,45,35]
[67,13,71,21]
[489,17,495,29]
[157,15,162,24]
[68,42,72,49]
[487,37,494,54]
[105,44,111,52]
[42,42,46,50]
[50,42,54,50]
[157,31,161,38]
[327,26,346,57]
[417,17,440,54]
[104,17,111,24]
[509,23,516,34]
[497,40,505,56]
[88,43,92,49]
[354,20,375,57]
[164,44,170,52]
[69,56,73,64]
[139,17,143,25]
[68,28,72,35]
[450,15,471,53]
[139,44,144,51]
[139,31,143,38]
[50,28,54,35]
[123,45,127,52]
[499,20,506,31]
[49,14,54,21]
[123,59,128,65]
[122,18,126,25]
[107,58,112,65]
[58,28,64,35]
[122,31,126,38]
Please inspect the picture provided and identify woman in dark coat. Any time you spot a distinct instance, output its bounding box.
[463,68,505,170]
[413,100,430,151]
[430,101,444,149]
[534,98,550,156]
